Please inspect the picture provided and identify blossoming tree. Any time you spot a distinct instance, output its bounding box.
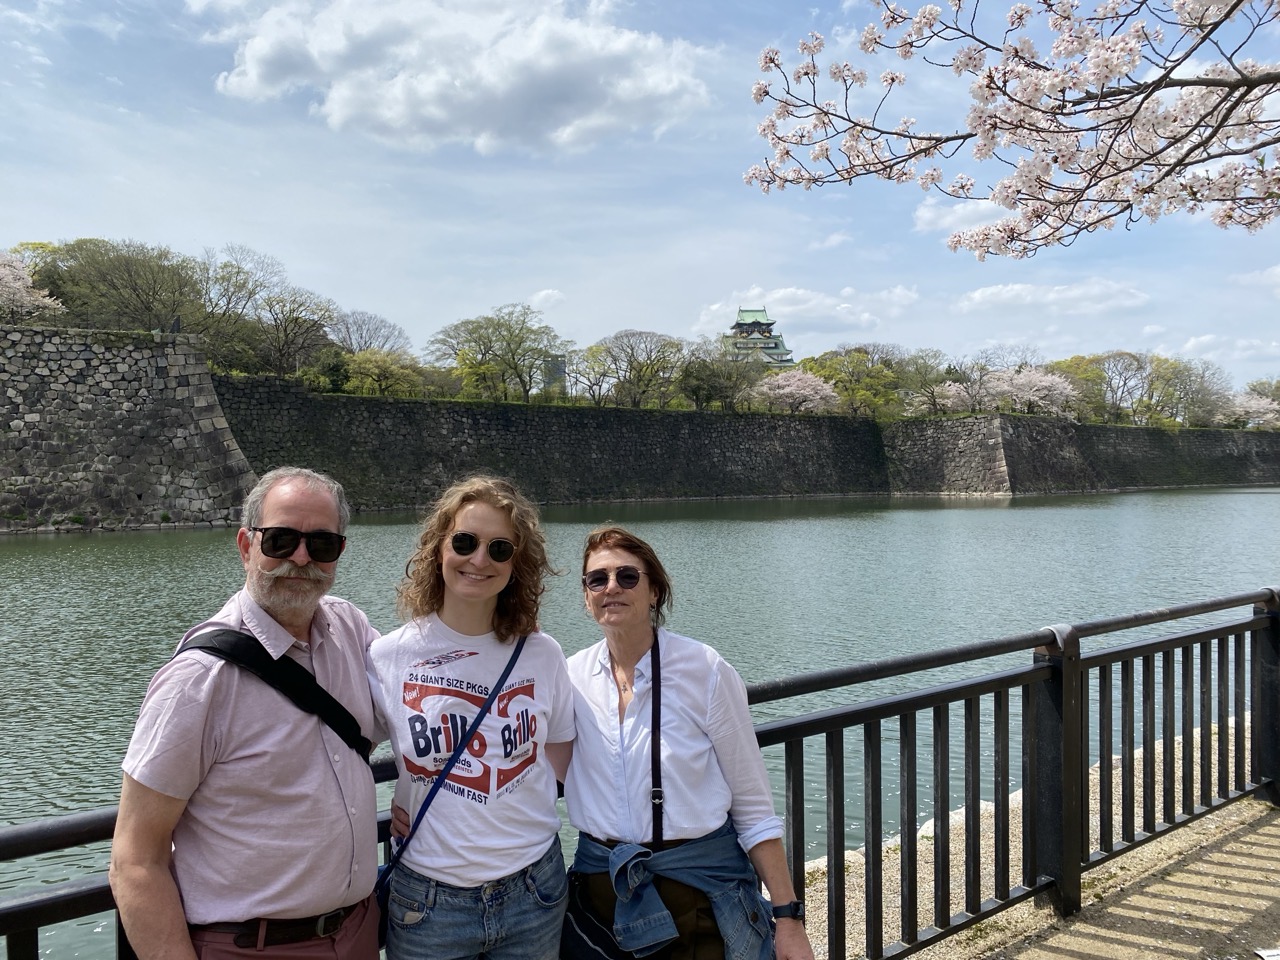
[754,368,841,412]
[1229,390,1280,426]
[0,251,63,322]
[747,0,1280,258]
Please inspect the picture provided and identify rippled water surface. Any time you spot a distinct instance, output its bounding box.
[3,487,1278,956]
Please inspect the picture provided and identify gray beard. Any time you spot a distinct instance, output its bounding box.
[246,561,334,620]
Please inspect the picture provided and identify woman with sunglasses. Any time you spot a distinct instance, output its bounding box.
[562,526,814,960]
[367,475,575,960]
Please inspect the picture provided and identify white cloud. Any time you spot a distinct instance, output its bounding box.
[1179,334,1280,362]
[808,231,851,251]
[528,288,564,310]
[195,0,712,153]
[913,195,1005,235]
[1142,324,1165,335]
[955,278,1149,317]
[694,283,923,343]
[1230,263,1280,295]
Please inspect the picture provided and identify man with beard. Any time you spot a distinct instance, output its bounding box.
[110,467,383,960]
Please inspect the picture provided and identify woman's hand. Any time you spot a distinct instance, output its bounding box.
[746,838,816,960]
[390,802,410,839]
[773,917,814,960]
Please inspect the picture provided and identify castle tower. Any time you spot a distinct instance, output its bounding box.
[722,307,796,367]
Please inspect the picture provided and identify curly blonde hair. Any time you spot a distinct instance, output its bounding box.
[398,475,551,642]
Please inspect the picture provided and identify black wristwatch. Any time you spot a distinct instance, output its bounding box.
[772,900,805,921]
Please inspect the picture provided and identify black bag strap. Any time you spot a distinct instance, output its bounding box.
[178,628,373,762]
[377,634,528,893]
[650,627,664,851]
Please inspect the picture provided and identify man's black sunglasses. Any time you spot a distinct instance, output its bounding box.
[450,531,516,563]
[582,566,646,593]
[251,527,346,563]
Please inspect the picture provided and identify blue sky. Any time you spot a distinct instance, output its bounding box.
[3,0,1278,389]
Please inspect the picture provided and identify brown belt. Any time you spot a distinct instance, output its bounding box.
[585,834,691,850]
[189,901,360,949]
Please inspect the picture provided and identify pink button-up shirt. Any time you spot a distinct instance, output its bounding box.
[122,590,383,924]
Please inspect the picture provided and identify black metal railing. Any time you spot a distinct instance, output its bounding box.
[748,586,1280,958]
[3,588,1277,959]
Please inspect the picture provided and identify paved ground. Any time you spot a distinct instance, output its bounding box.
[804,794,1280,960]
[980,797,1280,960]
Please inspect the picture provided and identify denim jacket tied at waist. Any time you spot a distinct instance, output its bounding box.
[570,818,774,960]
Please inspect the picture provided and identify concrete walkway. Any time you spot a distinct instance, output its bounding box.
[981,798,1280,960]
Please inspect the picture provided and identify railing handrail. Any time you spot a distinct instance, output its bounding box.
[746,586,1278,704]
[755,661,1053,746]
[1070,587,1278,639]
[1,771,402,863]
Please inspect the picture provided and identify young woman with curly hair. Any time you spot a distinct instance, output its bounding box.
[368,475,575,960]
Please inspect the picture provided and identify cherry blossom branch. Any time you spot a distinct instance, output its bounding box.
[747,0,1280,257]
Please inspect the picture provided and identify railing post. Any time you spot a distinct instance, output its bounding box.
[1032,624,1083,916]
[1255,589,1280,805]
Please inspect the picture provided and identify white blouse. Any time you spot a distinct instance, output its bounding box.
[564,627,783,852]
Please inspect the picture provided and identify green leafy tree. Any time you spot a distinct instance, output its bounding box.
[304,347,351,393]
[430,304,566,402]
[346,349,422,396]
[257,286,337,376]
[31,238,203,332]
[418,364,464,399]
[191,244,284,372]
[802,347,901,417]
[595,329,685,408]
[566,344,615,406]
[1045,355,1110,422]
[677,337,766,412]
[895,348,950,415]
[489,304,569,403]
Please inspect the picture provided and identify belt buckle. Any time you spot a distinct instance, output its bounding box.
[314,907,346,937]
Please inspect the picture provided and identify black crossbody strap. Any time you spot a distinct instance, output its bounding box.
[650,627,663,851]
[178,628,374,761]
[377,634,528,892]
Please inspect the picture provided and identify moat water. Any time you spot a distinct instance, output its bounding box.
[3,487,1278,957]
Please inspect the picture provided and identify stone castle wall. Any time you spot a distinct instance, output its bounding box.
[882,414,1280,496]
[3,324,1279,533]
[0,325,257,532]
[210,375,891,508]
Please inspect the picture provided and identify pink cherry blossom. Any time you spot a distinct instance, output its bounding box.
[746,0,1280,258]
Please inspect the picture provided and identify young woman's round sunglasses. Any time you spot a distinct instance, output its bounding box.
[582,566,647,593]
[450,531,516,563]
[251,527,347,563]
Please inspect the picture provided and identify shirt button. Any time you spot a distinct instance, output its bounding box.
[333,753,341,762]
[349,806,357,815]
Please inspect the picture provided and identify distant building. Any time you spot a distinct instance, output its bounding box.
[722,308,796,368]
[541,353,567,392]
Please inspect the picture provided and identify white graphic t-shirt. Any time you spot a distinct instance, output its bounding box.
[367,614,575,887]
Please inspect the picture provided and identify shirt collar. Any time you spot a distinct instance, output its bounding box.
[237,588,326,659]
[591,629,662,682]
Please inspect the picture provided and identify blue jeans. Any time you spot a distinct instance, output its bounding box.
[385,836,567,960]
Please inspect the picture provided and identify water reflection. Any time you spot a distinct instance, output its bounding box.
[2,488,1278,954]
